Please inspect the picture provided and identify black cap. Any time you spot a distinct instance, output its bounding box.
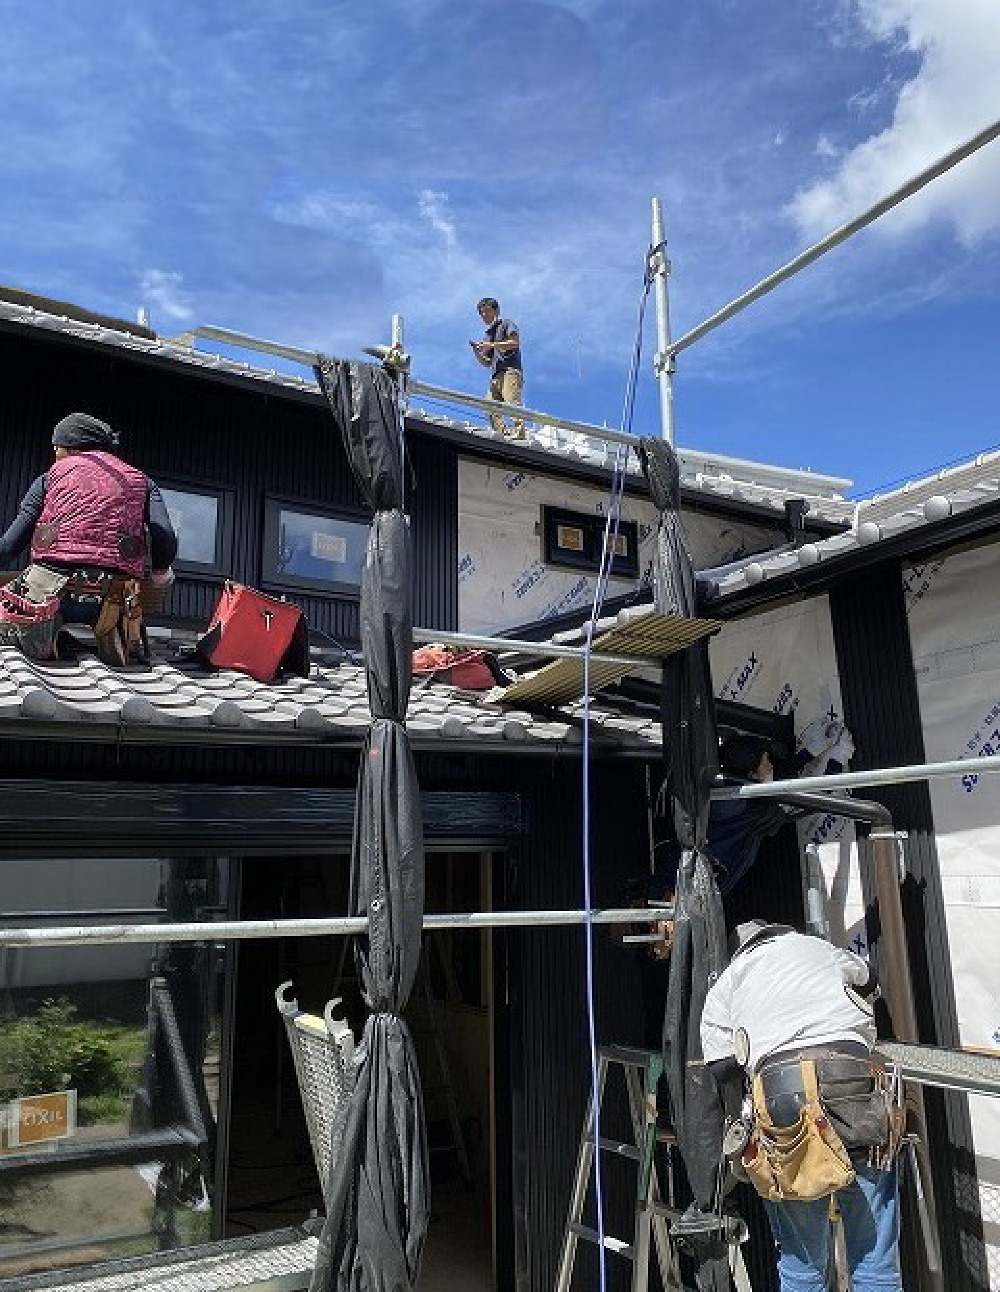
[719,733,772,778]
[52,413,119,451]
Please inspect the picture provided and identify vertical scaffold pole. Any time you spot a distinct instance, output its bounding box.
[650,198,675,445]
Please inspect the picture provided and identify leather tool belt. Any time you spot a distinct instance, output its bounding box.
[22,563,146,666]
[757,1044,901,1164]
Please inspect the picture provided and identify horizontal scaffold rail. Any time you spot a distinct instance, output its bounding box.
[0,906,673,950]
[878,1041,1000,1099]
[669,118,1000,357]
[411,625,663,668]
[165,325,850,495]
[711,753,1000,801]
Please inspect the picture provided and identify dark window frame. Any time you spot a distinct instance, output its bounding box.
[158,477,234,580]
[540,505,640,579]
[262,494,372,598]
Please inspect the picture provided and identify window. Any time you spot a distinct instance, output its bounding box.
[263,498,370,596]
[160,483,232,576]
[541,506,640,578]
[0,855,228,1273]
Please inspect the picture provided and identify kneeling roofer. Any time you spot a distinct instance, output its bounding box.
[0,413,177,664]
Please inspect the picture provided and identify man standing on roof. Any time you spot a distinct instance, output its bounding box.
[470,297,526,440]
[0,412,178,664]
[701,920,901,1292]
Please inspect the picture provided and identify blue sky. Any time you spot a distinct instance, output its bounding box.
[2,0,998,496]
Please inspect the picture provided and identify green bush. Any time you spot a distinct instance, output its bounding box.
[0,998,139,1104]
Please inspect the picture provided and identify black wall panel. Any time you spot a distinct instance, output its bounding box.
[407,433,459,632]
[413,751,655,1291]
[506,761,654,1292]
[0,330,459,642]
[831,568,987,1291]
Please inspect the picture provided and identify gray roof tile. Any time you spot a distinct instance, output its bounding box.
[0,631,662,755]
[712,454,1000,601]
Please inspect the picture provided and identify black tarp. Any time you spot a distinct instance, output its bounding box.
[313,358,429,1292]
[638,438,732,1287]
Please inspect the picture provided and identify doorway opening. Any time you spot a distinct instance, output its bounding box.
[225,850,498,1290]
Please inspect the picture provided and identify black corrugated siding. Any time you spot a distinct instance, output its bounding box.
[830,569,988,1291]
[504,760,663,1292]
[0,329,459,653]
[407,433,458,632]
[415,751,655,1291]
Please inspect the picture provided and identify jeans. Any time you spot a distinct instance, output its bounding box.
[763,1164,902,1292]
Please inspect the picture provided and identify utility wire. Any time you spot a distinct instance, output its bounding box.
[579,257,654,1292]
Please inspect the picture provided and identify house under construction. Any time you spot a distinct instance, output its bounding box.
[1,123,1000,1292]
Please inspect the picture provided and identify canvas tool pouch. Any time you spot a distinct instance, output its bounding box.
[0,576,61,660]
[742,1059,855,1202]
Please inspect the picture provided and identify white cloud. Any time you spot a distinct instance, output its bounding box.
[416,189,458,248]
[139,269,194,323]
[815,134,839,160]
[788,0,1000,245]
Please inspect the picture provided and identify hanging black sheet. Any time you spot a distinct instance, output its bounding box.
[313,358,429,1292]
[639,438,731,1286]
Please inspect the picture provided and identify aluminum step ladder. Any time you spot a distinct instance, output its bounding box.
[413,936,474,1186]
[555,1045,683,1292]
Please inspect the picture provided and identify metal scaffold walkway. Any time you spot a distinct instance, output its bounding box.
[0,1227,321,1292]
[878,1042,1000,1099]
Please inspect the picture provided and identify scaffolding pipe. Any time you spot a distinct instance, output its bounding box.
[670,118,1000,357]
[869,829,943,1286]
[0,905,674,950]
[650,198,675,444]
[411,625,664,668]
[165,325,851,495]
[711,751,1000,800]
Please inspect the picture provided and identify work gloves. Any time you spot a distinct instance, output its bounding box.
[829,726,855,766]
[798,715,841,757]
[797,714,855,768]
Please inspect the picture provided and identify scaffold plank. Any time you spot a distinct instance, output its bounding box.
[497,611,719,708]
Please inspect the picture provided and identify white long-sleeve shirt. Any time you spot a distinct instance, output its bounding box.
[700,932,875,1073]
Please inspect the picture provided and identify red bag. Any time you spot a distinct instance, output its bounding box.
[197,582,310,683]
[411,645,508,691]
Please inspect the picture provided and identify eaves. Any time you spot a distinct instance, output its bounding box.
[709,496,1000,618]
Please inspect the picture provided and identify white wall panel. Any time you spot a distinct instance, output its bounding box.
[905,541,1000,1283]
[709,597,864,951]
[456,458,781,633]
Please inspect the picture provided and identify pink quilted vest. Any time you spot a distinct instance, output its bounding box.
[32,451,149,576]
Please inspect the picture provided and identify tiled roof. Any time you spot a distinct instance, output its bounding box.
[0,638,660,756]
[406,405,854,524]
[707,450,1000,601]
[0,295,853,525]
[853,449,1000,524]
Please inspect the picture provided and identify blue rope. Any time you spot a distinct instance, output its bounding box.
[579,262,654,1292]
